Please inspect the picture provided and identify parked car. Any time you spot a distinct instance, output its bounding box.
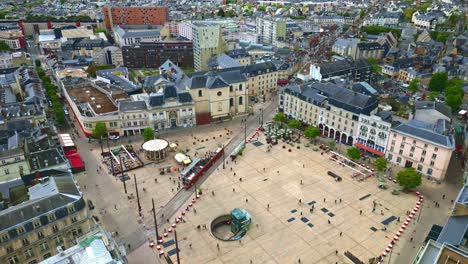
[109,135,120,140]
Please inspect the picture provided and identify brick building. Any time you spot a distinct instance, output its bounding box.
[102,6,168,31]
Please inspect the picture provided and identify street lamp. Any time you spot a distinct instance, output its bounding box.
[134,174,142,217]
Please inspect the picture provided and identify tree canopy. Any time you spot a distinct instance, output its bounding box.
[373,157,388,172]
[347,147,361,160]
[0,41,11,51]
[428,72,448,92]
[304,126,320,141]
[143,127,154,142]
[396,167,422,190]
[408,78,420,93]
[92,122,108,139]
[273,112,286,123]
[287,119,301,130]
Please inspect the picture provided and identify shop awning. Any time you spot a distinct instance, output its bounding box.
[355,143,384,157]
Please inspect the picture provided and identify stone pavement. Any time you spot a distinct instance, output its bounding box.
[151,134,421,264]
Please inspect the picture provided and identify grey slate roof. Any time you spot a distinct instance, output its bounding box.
[119,100,147,112]
[436,215,468,247]
[0,173,82,231]
[393,120,455,149]
[415,101,452,119]
[455,185,468,206]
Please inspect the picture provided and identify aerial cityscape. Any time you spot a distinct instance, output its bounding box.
[0,0,466,263]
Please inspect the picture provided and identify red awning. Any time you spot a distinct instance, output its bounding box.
[355,143,385,157]
[67,154,84,168]
[64,149,78,156]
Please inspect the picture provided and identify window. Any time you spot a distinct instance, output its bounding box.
[37,231,44,239]
[229,85,233,92]
[417,165,423,171]
[43,253,52,260]
[422,150,426,156]
[5,169,9,175]
[54,236,63,246]
[387,154,393,161]
[24,248,34,259]
[427,168,433,175]
[420,157,425,163]
[391,140,395,145]
[432,154,437,159]
[410,146,415,152]
[8,256,19,264]
[52,225,58,233]
[40,242,49,252]
[1,233,9,242]
[239,96,243,105]
[217,91,222,96]
[396,157,402,163]
[198,90,202,97]
[22,238,30,246]
[434,147,438,152]
[399,149,403,155]
[6,246,14,253]
[18,227,25,234]
[71,216,77,223]
[424,144,428,148]
[430,160,435,166]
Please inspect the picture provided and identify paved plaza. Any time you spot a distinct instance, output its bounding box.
[145,133,422,264]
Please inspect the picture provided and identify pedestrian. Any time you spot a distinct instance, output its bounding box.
[442,194,445,199]
[239,177,242,182]
[172,188,174,192]
[277,170,279,174]
[246,198,248,203]
[381,210,384,215]
[323,198,326,202]
[267,204,270,209]
[234,172,236,176]
[114,204,117,210]
[335,250,338,255]
[128,244,131,250]
[189,243,192,249]
[84,185,86,190]
[410,237,413,242]
[300,180,303,185]
[299,199,302,203]
[339,231,342,237]
[154,178,157,183]
[334,200,337,204]
[300,211,303,216]
[372,208,376,213]
[263,168,265,172]
[310,208,313,213]
[217,243,220,250]
[230,167,233,171]
[303,164,305,168]
[298,258,301,263]
[339,198,342,203]
[233,188,235,192]
[212,191,215,196]
[328,219,331,224]
[193,208,197,214]
[397,217,400,222]
[359,210,362,215]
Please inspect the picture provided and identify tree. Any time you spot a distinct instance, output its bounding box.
[428,91,439,101]
[373,157,387,173]
[92,122,107,139]
[35,59,41,67]
[445,94,462,112]
[428,72,448,92]
[328,141,336,150]
[403,8,415,21]
[396,167,422,190]
[288,119,301,130]
[347,147,361,160]
[273,112,286,123]
[0,40,11,51]
[304,126,320,142]
[143,127,154,142]
[408,78,420,93]
[217,8,225,17]
[360,10,366,18]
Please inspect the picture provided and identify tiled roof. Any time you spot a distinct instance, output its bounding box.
[393,120,455,148]
[119,100,147,112]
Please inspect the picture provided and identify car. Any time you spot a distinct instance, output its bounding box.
[63,107,69,115]
[109,135,120,140]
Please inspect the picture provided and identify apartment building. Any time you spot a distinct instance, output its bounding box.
[0,172,92,264]
[0,148,30,183]
[226,49,251,66]
[398,68,418,83]
[355,113,392,156]
[363,11,401,26]
[177,21,193,40]
[118,101,148,136]
[386,120,454,180]
[185,69,248,124]
[331,38,359,57]
[0,25,24,50]
[280,82,379,145]
[92,46,123,66]
[256,17,286,45]
[305,59,372,82]
[386,102,454,181]
[192,22,227,71]
[243,62,278,96]
[122,41,193,69]
[102,6,168,31]
[353,42,384,60]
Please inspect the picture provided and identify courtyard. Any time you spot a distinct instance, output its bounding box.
[146,133,421,264]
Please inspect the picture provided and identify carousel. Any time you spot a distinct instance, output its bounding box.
[142,139,169,162]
